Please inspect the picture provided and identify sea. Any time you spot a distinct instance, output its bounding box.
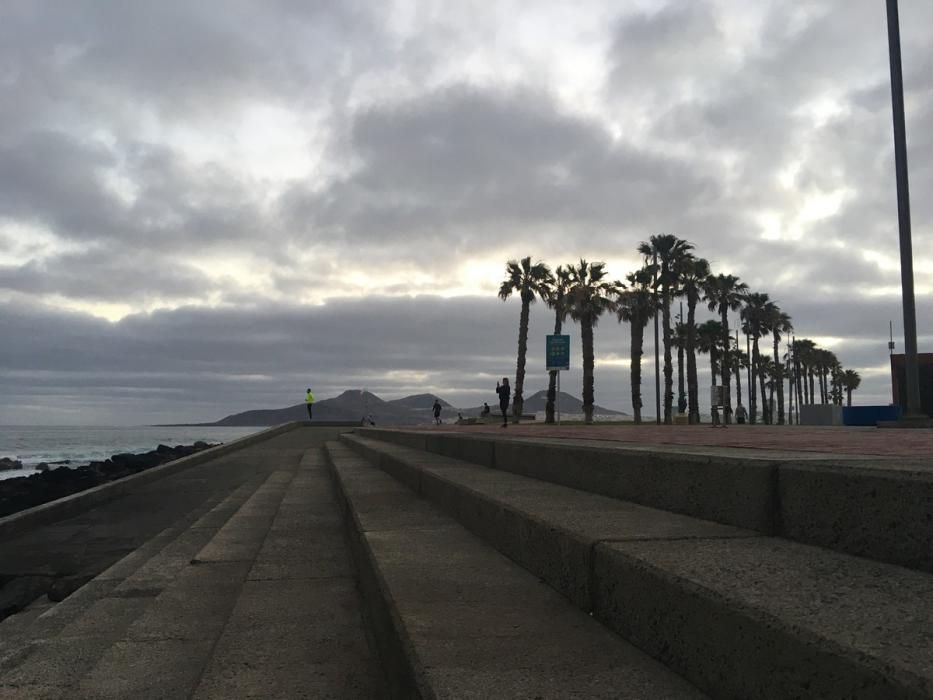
[0,425,262,481]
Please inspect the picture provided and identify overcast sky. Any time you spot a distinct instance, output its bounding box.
[1,0,931,425]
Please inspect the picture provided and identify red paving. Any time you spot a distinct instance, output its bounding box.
[414,423,933,458]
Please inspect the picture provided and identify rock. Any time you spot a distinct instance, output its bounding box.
[0,575,54,617]
[193,441,212,450]
[0,457,23,471]
[155,444,176,455]
[35,463,50,471]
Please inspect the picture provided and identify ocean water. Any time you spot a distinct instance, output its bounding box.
[0,425,262,480]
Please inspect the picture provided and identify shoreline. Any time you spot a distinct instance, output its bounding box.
[0,441,219,519]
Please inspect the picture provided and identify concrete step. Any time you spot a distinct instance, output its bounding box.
[325,440,708,699]
[341,433,933,700]
[0,469,294,699]
[0,476,252,667]
[191,448,384,699]
[356,427,933,574]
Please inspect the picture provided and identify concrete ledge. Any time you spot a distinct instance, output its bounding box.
[357,429,933,572]
[778,462,933,573]
[358,428,778,533]
[344,433,933,699]
[324,441,708,699]
[342,433,752,613]
[592,538,933,699]
[0,422,303,540]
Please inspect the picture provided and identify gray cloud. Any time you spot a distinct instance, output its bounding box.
[0,1,930,424]
[1,294,910,425]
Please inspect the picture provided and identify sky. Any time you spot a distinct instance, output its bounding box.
[1,0,931,425]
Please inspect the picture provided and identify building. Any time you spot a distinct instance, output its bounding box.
[890,353,933,416]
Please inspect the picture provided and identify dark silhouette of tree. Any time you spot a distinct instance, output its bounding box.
[617,267,657,424]
[499,257,553,420]
[566,260,621,424]
[638,235,694,424]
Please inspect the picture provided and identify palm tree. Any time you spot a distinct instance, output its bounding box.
[617,267,657,424]
[678,257,710,424]
[793,338,816,406]
[697,320,724,420]
[566,260,622,424]
[499,257,554,420]
[768,308,793,424]
[638,235,694,423]
[841,369,861,406]
[704,274,748,423]
[741,292,775,424]
[544,266,571,424]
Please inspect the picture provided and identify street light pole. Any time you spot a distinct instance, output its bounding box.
[653,252,661,424]
[885,0,925,418]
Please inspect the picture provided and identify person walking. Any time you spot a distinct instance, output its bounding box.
[432,399,443,425]
[305,388,315,421]
[735,404,748,425]
[496,378,511,427]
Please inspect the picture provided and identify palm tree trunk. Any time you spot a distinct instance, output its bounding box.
[630,321,644,424]
[513,298,530,419]
[581,317,595,424]
[662,289,673,424]
[677,336,685,414]
[758,352,768,424]
[808,369,815,405]
[734,354,743,413]
[847,387,853,407]
[545,311,564,424]
[687,298,699,424]
[720,307,732,423]
[750,337,759,424]
[773,333,784,424]
[545,371,557,423]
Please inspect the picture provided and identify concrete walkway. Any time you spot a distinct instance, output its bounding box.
[426,422,933,458]
[0,427,384,699]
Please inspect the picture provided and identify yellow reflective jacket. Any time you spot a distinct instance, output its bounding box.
[305,392,315,404]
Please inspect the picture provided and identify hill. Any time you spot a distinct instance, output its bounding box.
[462,390,626,417]
[198,389,624,427]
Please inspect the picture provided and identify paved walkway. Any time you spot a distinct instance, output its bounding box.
[0,427,384,699]
[423,423,933,458]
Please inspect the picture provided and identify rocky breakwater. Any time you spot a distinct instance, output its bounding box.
[0,442,219,619]
[0,457,24,472]
[0,441,217,520]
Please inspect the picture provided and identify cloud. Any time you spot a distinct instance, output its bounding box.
[0,294,910,426]
[0,0,930,423]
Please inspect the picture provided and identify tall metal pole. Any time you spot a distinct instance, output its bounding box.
[653,252,661,424]
[886,0,924,417]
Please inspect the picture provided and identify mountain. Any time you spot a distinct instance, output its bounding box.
[385,393,453,409]
[522,390,626,415]
[461,390,625,416]
[199,389,624,427]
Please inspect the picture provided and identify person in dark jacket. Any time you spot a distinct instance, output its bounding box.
[496,378,511,427]
[432,399,443,425]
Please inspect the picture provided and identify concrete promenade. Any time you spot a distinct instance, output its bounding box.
[2,421,932,698]
[0,426,383,699]
[436,421,933,458]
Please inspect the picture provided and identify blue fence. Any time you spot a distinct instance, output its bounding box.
[842,405,902,426]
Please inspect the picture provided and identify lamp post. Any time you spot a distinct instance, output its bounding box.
[885,0,926,420]
[653,252,661,424]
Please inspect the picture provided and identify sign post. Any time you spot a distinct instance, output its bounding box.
[546,335,571,425]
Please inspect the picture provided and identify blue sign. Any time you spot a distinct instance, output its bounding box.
[546,335,570,371]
